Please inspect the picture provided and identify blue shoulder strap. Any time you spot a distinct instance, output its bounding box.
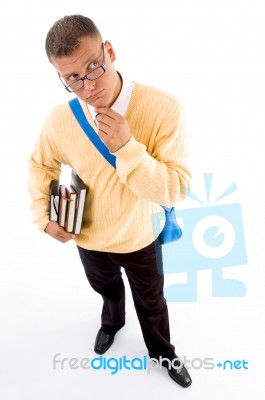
[68,97,182,244]
[69,97,116,168]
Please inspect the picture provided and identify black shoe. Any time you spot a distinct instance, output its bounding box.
[94,328,115,355]
[168,363,192,388]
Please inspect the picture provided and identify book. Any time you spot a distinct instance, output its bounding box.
[49,180,60,221]
[70,170,87,234]
[48,171,87,234]
[65,186,77,232]
[58,185,68,228]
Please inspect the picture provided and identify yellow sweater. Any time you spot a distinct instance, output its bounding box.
[28,82,191,252]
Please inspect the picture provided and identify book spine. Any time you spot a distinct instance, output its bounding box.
[73,190,86,234]
[58,185,68,228]
[49,194,60,221]
[49,180,60,221]
[65,188,77,232]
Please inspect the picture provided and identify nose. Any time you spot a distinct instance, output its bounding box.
[83,77,96,90]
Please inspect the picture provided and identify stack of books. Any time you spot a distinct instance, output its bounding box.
[49,170,88,234]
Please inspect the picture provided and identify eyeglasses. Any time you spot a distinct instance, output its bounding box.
[59,43,106,93]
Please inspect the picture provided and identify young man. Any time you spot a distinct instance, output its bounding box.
[28,15,192,388]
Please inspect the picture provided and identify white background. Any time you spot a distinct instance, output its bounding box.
[0,0,264,399]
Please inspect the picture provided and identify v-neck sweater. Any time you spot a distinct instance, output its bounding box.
[28,82,191,252]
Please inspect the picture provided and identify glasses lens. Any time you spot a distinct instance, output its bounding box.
[67,66,105,92]
[88,66,105,80]
[67,80,84,92]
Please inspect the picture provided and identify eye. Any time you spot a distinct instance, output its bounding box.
[89,60,99,70]
[67,73,80,82]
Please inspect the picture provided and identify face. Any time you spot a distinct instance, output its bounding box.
[51,36,122,108]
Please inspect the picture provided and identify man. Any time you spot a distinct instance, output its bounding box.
[28,14,192,388]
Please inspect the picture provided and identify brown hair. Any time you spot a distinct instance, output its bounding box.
[45,14,102,62]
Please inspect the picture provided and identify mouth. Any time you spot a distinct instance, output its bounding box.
[88,89,104,100]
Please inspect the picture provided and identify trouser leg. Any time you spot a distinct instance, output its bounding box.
[112,239,176,362]
[77,246,125,335]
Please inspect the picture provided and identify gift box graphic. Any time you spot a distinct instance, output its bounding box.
[152,173,248,302]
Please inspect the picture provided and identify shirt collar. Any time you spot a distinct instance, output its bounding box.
[87,74,134,121]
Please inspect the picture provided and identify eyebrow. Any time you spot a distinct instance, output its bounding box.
[61,50,100,79]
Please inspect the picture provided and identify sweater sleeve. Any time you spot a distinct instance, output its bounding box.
[112,98,191,207]
[27,111,66,232]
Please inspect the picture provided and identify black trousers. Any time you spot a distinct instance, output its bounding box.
[77,239,176,361]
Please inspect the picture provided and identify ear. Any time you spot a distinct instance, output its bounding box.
[104,40,116,62]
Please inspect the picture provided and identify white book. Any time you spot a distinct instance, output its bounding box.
[71,170,87,234]
[49,180,60,221]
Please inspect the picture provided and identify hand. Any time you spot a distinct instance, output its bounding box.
[45,221,76,243]
[95,107,132,153]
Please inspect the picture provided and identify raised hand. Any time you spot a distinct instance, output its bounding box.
[95,107,132,153]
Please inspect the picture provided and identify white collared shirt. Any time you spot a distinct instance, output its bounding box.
[87,75,134,123]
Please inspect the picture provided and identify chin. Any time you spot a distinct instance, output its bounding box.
[86,97,108,108]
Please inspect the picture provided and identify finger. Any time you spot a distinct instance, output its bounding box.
[94,107,119,119]
[59,231,75,240]
[56,228,75,240]
[96,118,114,136]
[97,123,111,137]
[98,128,110,140]
[57,234,75,243]
[96,113,114,127]
[60,237,72,243]
[45,222,75,242]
